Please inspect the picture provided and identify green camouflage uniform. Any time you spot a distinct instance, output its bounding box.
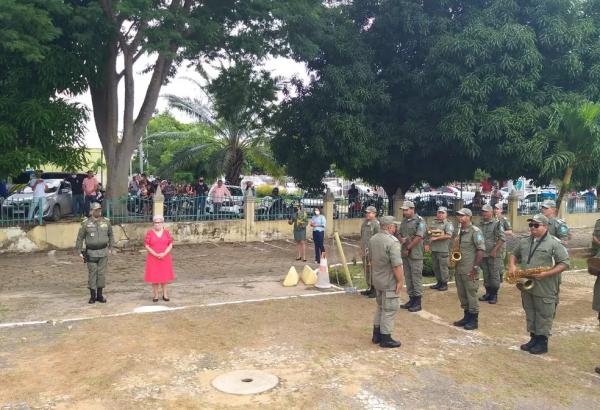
[512,234,570,336]
[428,218,454,284]
[369,231,403,335]
[455,223,486,314]
[399,214,426,297]
[479,218,505,289]
[76,216,115,290]
[361,219,380,287]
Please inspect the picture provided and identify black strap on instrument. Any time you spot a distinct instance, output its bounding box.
[527,232,548,264]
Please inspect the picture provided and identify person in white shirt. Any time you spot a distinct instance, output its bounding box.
[28,170,47,224]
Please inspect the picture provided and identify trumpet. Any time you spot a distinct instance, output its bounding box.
[505,266,552,291]
[427,228,444,237]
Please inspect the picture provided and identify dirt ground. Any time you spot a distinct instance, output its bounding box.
[1,230,600,409]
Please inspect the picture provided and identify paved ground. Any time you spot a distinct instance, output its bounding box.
[0,229,599,409]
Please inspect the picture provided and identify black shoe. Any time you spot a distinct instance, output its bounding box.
[529,335,548,354]
[520,333,537,351]
[367,290,376,299]
[88,288,96,304]
[464,312,478,330]
[453,310,469,327]
[360,286,372,296]
[430,281,441,290]
[488,288,498,304]
[96,287,107,303]
[400,296,414,309]
[478,287,490,301]
[379,334,401,348]
[372,326,381,344]
[408,296,422,312]
[437,282,448,291]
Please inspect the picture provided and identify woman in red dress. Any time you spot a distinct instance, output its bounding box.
[144,215,175,302]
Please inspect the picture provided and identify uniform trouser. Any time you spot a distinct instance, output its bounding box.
[363,254,372,287]
[431,252,449,283]
[402,257,423,297]
[87,256,108,290]
[481,256,502,289]
[593,275,600,313]
[521,292,557,337]
[455,272,480,313]
[373,289,401,334]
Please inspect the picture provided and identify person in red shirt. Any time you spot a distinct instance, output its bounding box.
[82,170,99,215]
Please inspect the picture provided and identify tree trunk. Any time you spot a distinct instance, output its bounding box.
[225,147,244,186]
[556,166,574,214]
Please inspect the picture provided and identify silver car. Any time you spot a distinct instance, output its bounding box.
[1,178,73,221]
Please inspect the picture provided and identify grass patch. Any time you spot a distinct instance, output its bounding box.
[329,263,438,288]
[569,256,588,270]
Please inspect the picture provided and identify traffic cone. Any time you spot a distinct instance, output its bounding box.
[315,253,332,289]
[301,265,318,285]
[283,266,299,287]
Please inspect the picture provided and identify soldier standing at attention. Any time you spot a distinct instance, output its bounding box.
[398,200,426,312]
[428,206,454,291]
[478,204,505,304]
[508,214,569,355]
[76,202,115,304]
[360,206,380,298]
[540,200,569,244]
[452,208,485,331]
[368,216,405,348]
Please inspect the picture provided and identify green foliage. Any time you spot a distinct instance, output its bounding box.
[255,185,290,198]
[0,0,87,178]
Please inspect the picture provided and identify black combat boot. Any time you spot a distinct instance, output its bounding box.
[437,282,448,291]
[430,281,441,290]
[595,366,600,375]
[360,286,373,296]
[88,288,96,304]
[520,333,537,351]
[488,288,498,304]
[400,296,414,309]
[529,335,548,354]
[379,334,401,348]
[478,287,490,301]
[96,287,107,303]
[408,296,422,312]
[453,310,469,327]
[464,312,478,330]
[372,326,381,344]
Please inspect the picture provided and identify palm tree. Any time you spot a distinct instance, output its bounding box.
[158,61,281,185]
[526,101,600,212]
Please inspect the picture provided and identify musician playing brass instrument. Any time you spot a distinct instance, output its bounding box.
[508,213,569,355]
[427,206,454,291]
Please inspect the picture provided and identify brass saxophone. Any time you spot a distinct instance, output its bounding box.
[449,225,461,268]
[427,228,444,237]
[505,266,552,291]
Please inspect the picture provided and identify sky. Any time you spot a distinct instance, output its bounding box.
[73,56,308,148]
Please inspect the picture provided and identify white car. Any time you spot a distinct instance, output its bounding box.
[1,179,73,221]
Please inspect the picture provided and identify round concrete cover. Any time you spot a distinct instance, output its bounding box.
[212,370,279,395]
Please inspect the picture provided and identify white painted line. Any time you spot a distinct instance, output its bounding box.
[263,242,288,251]
[342,241,360,248]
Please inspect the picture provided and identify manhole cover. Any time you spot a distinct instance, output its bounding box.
[212,370,279,395]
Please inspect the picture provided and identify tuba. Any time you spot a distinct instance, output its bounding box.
[448,225,461,268]
[505,266,552,291]
[587,257,600,276]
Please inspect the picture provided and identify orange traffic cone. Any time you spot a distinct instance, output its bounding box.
[315,252,332,289]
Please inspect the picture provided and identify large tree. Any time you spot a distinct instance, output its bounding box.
[0,0,87,178]
[54,0,319,199]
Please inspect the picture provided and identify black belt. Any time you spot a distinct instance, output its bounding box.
[85,245,108,251]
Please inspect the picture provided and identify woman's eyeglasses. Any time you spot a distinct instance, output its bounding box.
[528,223,540,228]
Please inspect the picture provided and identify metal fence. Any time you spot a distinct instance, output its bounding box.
[0,197,38,227]
[338,193,389,219]
[566,196,598,214]
[411,195,461,216]
[254,195,297,221]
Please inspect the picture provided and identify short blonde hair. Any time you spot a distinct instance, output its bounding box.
[152,215,164,223]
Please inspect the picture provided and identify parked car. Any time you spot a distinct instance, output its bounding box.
[1,179,73,221]
[206,185,244,216]
[300,191,340,219]
[519,192,557,214]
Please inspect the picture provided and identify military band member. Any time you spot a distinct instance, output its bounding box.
[509,214,569,355]
[494,203,512,235]
[360,206,380,298]
[541,200,569,244]
[591,218,600,325]
[428,206,454,291]
[452,208,485,330]
[398,200,426,312]
[478,204,505,304]
[368,215,405,348]
[76,202,115,304]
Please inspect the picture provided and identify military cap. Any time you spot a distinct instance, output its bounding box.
[365,206,377,213]
[437,206,447,213]
[541,199,556,208]
[527,213,549,225]
[494,203,503,209]
[456,208,472,217]
[380,215,398,226]
[90,202,102,210]
[481,204,493,212]
[401,200,415,209]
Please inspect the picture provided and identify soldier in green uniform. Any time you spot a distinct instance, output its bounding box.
[591,219,600,325]
[397,200,426,312]
[76,202,115,304]
[368,215,405,348]
[452,208,485,330]
[428,206,454,291]
[494,203,512,234]
[541,200,569,244]
[360,206,380,298]
[478,204,505,304]
[509,213,569,354]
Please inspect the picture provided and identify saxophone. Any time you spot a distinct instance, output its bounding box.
[505,266,552,291]
[449,225,461,268]
[427,228,444,237]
